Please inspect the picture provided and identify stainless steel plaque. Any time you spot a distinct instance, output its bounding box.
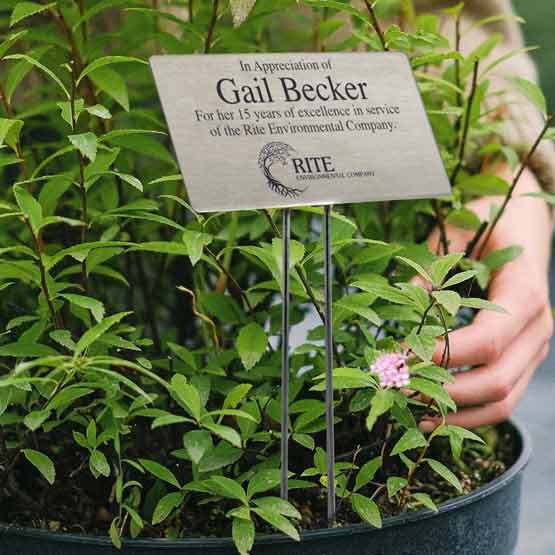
[150,52,451,213]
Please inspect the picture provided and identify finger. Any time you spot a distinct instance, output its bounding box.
[432,267,547,367]
[420,344,546,431]
[444,308,552,406]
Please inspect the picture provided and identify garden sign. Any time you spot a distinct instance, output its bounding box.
[150,51,451,523]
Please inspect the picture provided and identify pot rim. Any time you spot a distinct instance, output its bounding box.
[0,418,532,548]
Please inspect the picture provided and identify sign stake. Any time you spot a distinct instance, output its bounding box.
[280,207,291,501]
[324,205,336,524]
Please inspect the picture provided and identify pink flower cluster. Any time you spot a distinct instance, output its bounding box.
[371,352,410,389]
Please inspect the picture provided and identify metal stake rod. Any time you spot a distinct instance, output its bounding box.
[280,208,291,501]
[324,204,336,524]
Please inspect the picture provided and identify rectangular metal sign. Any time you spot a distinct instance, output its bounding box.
[150,52,451,213]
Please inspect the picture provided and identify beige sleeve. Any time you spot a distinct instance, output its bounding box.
[328,0,555,191]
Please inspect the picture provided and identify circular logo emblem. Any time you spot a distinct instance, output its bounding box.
[258,142,306,198]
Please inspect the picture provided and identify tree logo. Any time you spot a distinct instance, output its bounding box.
[258,142,306,198]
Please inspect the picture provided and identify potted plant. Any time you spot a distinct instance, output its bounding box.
[0,1,551,554]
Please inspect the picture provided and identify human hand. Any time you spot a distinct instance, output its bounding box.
[420,164,553,430]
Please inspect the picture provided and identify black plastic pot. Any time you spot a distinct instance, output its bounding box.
[0,419,531,555]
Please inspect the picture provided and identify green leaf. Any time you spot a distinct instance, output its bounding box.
[252,508,300,541]
[460,297,508,314]
[77,56,147,85]
[152,492,184,525]
[248,469,280,498]
[426,458,462,492]
[483,246,523,271]
[233,518,255,555]
[412,492,438,512]
[90,450,110,477]
[0,118,23,152]
[229,0,257,26]
[442,270,478,290]
[198,442,242,473]
[0,30,27,59]
[351,493,382,528]
[335,293,382,326]
[252,497,301,519]
[23,449,55,484]
[429,253,464,287]
[139,458,180,488]
[183,430,212,465]
[446,208,481,231]
[109,518,121,549]
[506,76,547,115]
[407,330,436,361]
[366,389,394,432]
[69,132,97,162]
[432,290,461,316]
[13,184,42,232]
[167,342,196,370]
[236,323,267,370]
[10,2,55,27]
[395,256,432,283]
[223,384,252,410]
[89,67,129,111]
[208,476,247,503]
[0,342,58,358]
[390,428,427,456]
[203,422,242,449]
[74,312,132,356]
[86,104,112,119]
[457,174,509,196]
[23,409,50,431]
[386,476,408,498]
[170,375,201,421]
[4,54,70,98]
[60,294,105,323]
[409,378,456,411]
[182,229,212,266]
[354,456,382,492]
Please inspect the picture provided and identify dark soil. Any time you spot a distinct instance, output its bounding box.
[0,421,518,540]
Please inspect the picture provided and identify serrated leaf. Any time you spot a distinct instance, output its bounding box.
[354,456,381,492]
[432,290,461,316]
[252,508,300,541]
[60,293,105,323]
[442,270,478,290]
[23,449,55,484]
[170,375,201,421]
[351,493,382,528]
[203,422,242,449]
[506,76,547,114]
[426,458,462,492]
[460,297,508,314]
[429,253,464,286]
[69,132,97,162]
[74,312,131,356]
[247,469,280,498]
[183,430,212,464]
[90,450,110,477]
[457,174,509,196]
[10,2,55,27]
[407,330,436,361]
[395,256,432,283]
[207,476,247,503]
[233,518,255,555]
[409,378,456,411]
[139,458,180,488]
[77,56,147,85]
[23,409,50,431]
[390,428,427,456]
[386,476,408,498]
[152,492,184,525]
[366,389,394,432]
[236,323,267,370]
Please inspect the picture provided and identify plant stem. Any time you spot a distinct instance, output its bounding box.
[432,199,449,255]
[475,113,555,259]
[204,0,220,54]
[454,12,462,110]
[205,246,254,312]
[450,60,479,184]
[188,0,194,23]
[363,0,388,51]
